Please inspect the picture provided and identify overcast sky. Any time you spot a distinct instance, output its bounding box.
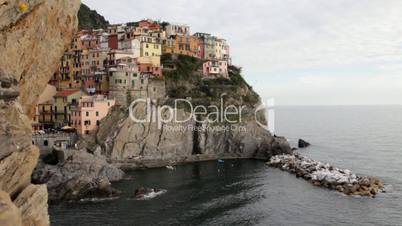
[83,0,402,105]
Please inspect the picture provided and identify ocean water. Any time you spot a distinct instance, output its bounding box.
[50,106,402,226]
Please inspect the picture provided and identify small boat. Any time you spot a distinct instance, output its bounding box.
[166,165,175,170]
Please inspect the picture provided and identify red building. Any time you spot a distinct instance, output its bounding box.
[108,34,119,50]
[138,19,161,31]
[197,37,205,59]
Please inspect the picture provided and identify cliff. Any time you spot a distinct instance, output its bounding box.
[95,54,291,169]
[0,0,80,225]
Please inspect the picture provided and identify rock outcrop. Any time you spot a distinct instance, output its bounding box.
[267,153,385,197]
[0,0,80,224]
[298,139,310,148]
[96,105,292,169]
[32,149,124,201]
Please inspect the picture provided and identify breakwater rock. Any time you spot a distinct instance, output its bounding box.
[267,154,384,197]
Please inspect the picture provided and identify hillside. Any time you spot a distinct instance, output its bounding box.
[78,3,110,30]
[161,54,260,109]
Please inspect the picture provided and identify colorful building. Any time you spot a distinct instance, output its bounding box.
[81,49,108,75]
[136,56,162,77]
[215,38,230,60]
[137,35,162,57]
[138,19,161,31]
[119,38,141,57]
[162,35,199,57]
[194,33,216,60]
[54,89,83,127]
[107,50,138,66]
[49,51,82,90]
[32,85,57,131]
[94,71,109,95]
[165,23,190,37]
[202,60,229,79]
[70,95,115,135]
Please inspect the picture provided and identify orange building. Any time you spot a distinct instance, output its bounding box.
[162,35,199,58]
[136,56,162,77]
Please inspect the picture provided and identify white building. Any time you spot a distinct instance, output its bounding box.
[165,23,190,37]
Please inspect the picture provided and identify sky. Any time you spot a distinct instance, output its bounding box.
[83,0,402,105]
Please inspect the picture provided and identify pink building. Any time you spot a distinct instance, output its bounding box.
[70,95,115,135]
[202,60,229,79]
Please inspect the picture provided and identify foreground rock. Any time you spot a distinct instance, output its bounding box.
[267,153,384,197]
[0,190,22,226]
[0,0,80,224]
[32,149,124,201]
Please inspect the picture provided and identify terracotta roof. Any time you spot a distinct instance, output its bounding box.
[55,89,80,97]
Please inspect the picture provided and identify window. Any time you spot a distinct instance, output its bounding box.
[96,111,99,117]
[132,80,135,87]
[44,140,49,146]
[86,112,89,117]
[96,120,100,126]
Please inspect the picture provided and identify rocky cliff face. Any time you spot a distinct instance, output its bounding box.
[0,0,80,225]
[96,100,291,169]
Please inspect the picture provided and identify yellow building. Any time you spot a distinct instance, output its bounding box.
[140,42,162,57]
[135,34,162,57]
[32,85,57,130]
[54,90,83,127]
[95,71,109,95]
[50,51,82,90]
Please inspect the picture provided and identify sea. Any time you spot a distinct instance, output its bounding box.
[50,106,402,226]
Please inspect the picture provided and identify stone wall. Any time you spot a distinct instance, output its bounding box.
[0,0,80,225]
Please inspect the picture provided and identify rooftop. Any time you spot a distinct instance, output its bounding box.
[55,89,80,97]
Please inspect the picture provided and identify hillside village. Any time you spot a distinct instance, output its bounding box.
[32,19,232,148]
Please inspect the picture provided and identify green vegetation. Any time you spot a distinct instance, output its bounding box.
[126,22,139,27]
[162,54,203,81]
[78,4,110,30]
[162,54,261,110]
